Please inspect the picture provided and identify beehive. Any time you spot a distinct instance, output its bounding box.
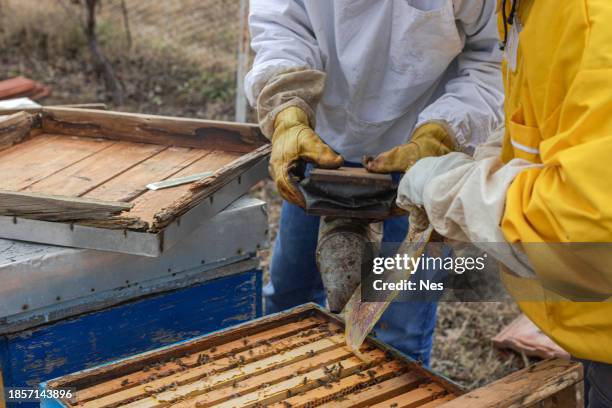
[43,304,462,408]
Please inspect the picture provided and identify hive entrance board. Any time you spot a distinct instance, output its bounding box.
[0,108,270,256]
[43,304,462,408]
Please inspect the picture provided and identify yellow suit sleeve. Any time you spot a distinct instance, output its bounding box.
[502,67,612,243]
[502,0,612,244]
[501,1,612,296]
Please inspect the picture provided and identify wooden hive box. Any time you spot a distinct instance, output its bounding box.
[0,108,270,256]
[40,304,584,408]
[41,304,463,408]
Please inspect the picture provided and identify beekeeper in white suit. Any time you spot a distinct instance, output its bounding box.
[245,0,503,365]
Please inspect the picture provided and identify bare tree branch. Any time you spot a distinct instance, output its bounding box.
[120,0,132,49]
[56,0,124,105]
[85,0,124,105]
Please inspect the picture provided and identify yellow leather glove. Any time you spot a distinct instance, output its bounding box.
[270,106,344,207]
[364,123,455,173]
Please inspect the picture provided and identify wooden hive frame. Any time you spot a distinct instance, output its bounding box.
[0,108,271,256]
[43,304,584,408]
[43,304,464,408]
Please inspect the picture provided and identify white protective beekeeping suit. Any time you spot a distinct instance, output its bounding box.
[245,0,504,163]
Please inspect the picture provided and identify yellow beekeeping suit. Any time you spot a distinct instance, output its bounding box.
[498,0,612,363]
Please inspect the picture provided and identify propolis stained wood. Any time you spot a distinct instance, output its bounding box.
[42,304,462,408]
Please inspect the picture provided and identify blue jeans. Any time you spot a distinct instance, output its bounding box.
[583,360,612,408]
[264,200,438,365]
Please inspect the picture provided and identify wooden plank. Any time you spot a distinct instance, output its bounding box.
[24,141,166,197]
[0,131,51,161]
[0,111,36,152]
[84,147,209,202]
[544,384,579,408]
[0,190,132,221]
[310,167,394,187]
[440,359,583,408]
[41,107,267,153]
[168,347,359,408]
[127,150,241,226]
[151,144,271,230]
[267,360,406,408]
[369,383,447,408]
[210,350,390,408]
[0,134,113,191]
[415,395,456,408]
[75,319,335,403]
[82,335,346,408]
[316,373,424,408]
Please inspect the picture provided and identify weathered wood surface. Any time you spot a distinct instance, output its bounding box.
[441,359,583,408]
[368,383,448,408]
[414,394,456,407]
[84,146,207,203]
[45,305,460,408]
[535,384,579,408]
[41,107,267,153]
[0,190,132,221]
[24,141,165,197]
[310,167,394,187]
[127,150,237,227]
[0,108,270,236]
[150,143,271,230]
[0,135,113,191]
[0,111,36,152]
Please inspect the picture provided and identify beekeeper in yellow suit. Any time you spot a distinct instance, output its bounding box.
[394,0,612,405]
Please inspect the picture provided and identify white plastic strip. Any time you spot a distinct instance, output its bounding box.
[511,139,540,155]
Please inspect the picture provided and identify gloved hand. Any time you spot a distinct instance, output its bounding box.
[364,122,455,173]
[397,152,473,232]
[396,152,474,208]
[270,106,344,207]
[396,144,539,278]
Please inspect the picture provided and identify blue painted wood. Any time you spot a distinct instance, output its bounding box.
[0,269,262,408]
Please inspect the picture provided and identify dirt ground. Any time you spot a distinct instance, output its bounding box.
[0,1,528,390]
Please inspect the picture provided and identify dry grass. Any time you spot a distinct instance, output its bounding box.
[0,0,240,119]
[99,0,242,67]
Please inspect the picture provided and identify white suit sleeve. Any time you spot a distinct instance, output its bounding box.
[416,1,504,151]
[396,131,541,277]
[245,0,324,106]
